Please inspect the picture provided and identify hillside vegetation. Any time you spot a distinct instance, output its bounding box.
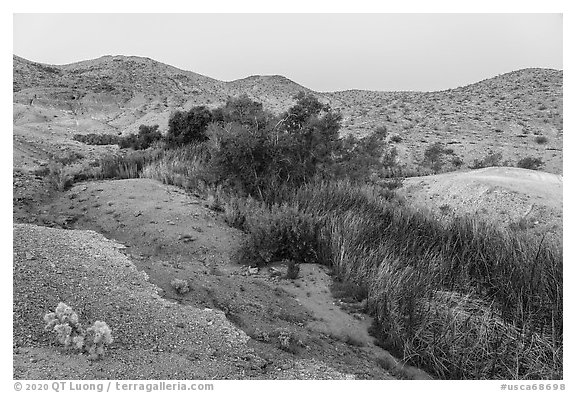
[36,93,562,379]
[13,55,562,173]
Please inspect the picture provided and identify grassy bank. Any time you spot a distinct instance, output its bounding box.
[224,181,562,379]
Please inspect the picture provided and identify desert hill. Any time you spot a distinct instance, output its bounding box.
[398,166,563,242]
[13,55,563,173]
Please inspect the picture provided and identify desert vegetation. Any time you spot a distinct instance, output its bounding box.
[26,91,562,379]
[54,93,560,379]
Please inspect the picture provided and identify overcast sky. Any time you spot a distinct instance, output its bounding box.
[13,13,562,92]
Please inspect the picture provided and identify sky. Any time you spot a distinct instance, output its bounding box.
[13,13,563,92]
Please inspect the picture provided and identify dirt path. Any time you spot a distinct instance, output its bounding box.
[14,177,431,379]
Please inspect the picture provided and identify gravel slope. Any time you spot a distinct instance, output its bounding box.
[13,224,351,379]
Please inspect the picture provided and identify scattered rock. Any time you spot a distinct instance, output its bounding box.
[248,266,259,275]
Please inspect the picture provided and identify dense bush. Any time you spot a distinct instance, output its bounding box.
[166,106,212,147]
[119,125,163,150]
[421,142,453,173]
[212,94,273,129]
[74,125,162,150]
[534,135,548,145]
[73,133,120,146]
[517,156,544,170]
[469,151,503,169]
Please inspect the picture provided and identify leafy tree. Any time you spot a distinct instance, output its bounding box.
[166,106,212,147]
[208,93,345,202]
[283,91,327,131]
[212,94,273,130]
[422,142,450,173]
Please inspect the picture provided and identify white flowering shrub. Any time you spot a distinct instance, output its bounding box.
[43,302,113,360]
[43,302,84,349]
[85,321,114,360]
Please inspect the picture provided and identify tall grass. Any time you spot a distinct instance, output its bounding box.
[139,143,211,191]
[225,180,562,379]
[96,148,163,180]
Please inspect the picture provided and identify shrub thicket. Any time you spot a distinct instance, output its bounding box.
[119,125,163,150]
[166,106,212,147]
[469,151,503,169]
[73,133,120,146]
[517,156,544,170]
[421,142,454,173]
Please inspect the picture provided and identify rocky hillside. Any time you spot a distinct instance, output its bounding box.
[13,55,563,173]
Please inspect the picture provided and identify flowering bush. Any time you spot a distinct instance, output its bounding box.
[43,302,113,360]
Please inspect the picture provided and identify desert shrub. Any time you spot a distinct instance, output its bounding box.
[73,133,120,146]
[275,328,303,353]
[234,205,321,267]
[517,156,544,170]
[119,125,163,150]
[84,321,114,360]
[171,278,190,295]
[534,135,548,145]
[47,163,74,191]
[450,156,464,168]
[250,328,271,342]
[421,142,452,173]
[469,152,503,169]
[208,92,350,202]
[43,302,113,360]
[51,151,85,166]
[212,94,273,130]
[44,302,84,349]
[335,127,396,182]
[166,106,212,147]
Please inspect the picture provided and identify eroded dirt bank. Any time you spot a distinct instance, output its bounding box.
[14,178,430,379]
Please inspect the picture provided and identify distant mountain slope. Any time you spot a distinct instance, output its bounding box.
[13,55,563,174]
